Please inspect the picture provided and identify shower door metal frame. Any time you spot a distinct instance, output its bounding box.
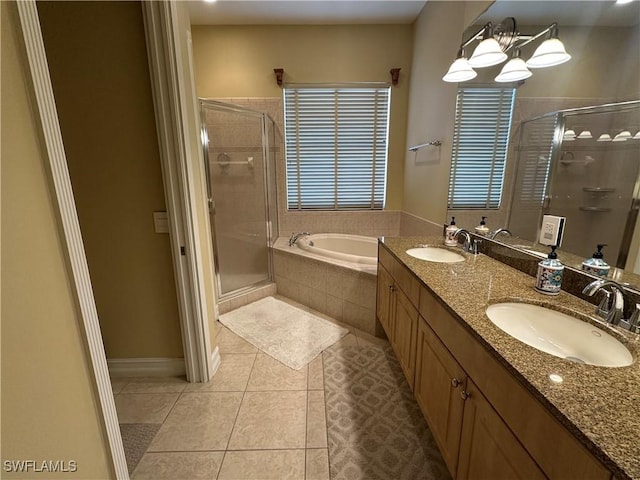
[199,100,276,301]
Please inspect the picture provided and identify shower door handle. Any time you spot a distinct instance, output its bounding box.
[208,197,215,214]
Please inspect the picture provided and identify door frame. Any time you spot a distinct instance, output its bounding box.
[17,0,217,477]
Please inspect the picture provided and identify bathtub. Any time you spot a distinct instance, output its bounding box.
[295,233,378,265]
[272,233,381,336]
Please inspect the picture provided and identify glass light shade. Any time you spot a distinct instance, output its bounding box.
[526,38,571,68]
[495,57,532,82]
[633,131,640,139]
[443,57,477,82]
[564,129,576,138]
[577,130,592,139]
[613,130,632,142]
[468,38,508,68]
[597,134,612,142]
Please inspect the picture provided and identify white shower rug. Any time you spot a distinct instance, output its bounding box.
[219,296,348,370]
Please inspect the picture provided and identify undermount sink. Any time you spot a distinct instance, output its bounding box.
[406,247,465,263]
[485,302,633,368]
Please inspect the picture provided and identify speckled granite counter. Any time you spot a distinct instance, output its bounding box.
[380,236,640,480]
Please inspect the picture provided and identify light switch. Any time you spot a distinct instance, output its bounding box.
[153,211,169,234]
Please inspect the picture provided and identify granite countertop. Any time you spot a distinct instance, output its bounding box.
[380,236,640,480]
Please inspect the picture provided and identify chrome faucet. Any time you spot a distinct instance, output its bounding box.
[288,231,310,247]
[453,228,480,255]
[489,228,512,240]
[582,279,640,333]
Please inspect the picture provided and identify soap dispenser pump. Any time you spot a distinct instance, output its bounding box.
[444,217,458,246]
[535,245,564,296]
[475,216,489,236]
[582,244,610,277]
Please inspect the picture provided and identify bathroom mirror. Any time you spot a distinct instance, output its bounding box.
[447,1,640,284]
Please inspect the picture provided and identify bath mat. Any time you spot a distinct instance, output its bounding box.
[219,296,348,370]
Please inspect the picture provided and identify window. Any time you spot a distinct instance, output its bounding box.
[284,85,390,210]
[448,87,516,209]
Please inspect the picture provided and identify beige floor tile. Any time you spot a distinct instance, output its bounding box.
[327,333,358,350]
[121,376,188,394]
[246,354,307,391]
[217,327,259,354]
[228,391,307,449]
[132,451,224,479]
[185,354,256,392]
[306,449,330,480]
[218,450,305,480]
[306,390,328,448]
[356,331,390,349]
[110,377,129,395]
[115,393,179,424]
[308,355,324,390]
[148,392,243,451]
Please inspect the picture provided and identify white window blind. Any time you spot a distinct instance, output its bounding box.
[448,87,516,209]
[284,85,390,210]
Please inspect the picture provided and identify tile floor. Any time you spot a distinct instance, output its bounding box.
[112,298,447,479]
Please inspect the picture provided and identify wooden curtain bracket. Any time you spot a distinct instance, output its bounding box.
[390,68,401,86]
[274,68,284,87]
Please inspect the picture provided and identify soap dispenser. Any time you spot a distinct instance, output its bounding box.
[582,244,610,277]
[535,245,564,296]
[475,216,489,236]
[444,217,458,246]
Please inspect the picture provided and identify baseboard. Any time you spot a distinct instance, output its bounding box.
[108,357,186,378]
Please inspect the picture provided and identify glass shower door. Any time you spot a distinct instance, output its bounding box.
[201,101,274,297]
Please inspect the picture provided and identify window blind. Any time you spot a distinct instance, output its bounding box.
[284,85,390,210]
[448,87,516,209]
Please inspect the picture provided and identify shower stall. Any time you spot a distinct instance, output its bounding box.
[200,100,278,300]
[509,100,640,268]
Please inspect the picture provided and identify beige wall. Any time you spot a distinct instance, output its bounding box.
[191,24,413,211]
[402,1,473,228]
[38,1,183,359]
[1,2,113,477]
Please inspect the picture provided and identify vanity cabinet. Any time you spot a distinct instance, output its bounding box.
[414,318,466,477]
[376,243,612,480]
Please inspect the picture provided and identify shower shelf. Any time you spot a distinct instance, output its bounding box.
[579,206,612,212]
[583,187,616,193]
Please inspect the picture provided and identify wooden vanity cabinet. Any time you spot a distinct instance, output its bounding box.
[414,318,466,477]
[376,244,612,480]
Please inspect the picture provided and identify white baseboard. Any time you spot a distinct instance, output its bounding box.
[108,357,186,378]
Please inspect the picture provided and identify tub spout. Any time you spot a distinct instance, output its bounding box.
[289,232,310,247]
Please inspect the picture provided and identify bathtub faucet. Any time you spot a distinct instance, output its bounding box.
[289,232,310,247]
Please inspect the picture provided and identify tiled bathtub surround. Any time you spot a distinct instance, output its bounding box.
[273,240,380,337]
[218,283,277,315]
[280,210,402,239]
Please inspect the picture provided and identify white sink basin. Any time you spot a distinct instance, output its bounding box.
[486,302,633,368]
[406,247,465,263]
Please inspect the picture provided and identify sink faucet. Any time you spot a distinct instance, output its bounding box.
[582,279,640,333]
[489,228,512,240]
[289,232,310,247]
[453,229,481,255]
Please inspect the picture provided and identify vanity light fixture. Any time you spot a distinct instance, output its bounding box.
[633,131,640,140]
[577,130,592,139]
[443,17,571,84]
[612,130,632,142]
[442,47,478,82]
[597,133,612,142]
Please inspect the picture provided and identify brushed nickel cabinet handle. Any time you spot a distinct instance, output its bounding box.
[451,378,460,388]
[460,390,470,400]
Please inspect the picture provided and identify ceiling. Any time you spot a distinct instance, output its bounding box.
[187,0,640,27]
[187,1,427,25]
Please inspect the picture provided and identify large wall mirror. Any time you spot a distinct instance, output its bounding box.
[446,1,640,288]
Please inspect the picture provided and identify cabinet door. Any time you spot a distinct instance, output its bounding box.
[457,378,546,480]
[392,289,418,390]
[414,318,466,478]
[376,263,395,341]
